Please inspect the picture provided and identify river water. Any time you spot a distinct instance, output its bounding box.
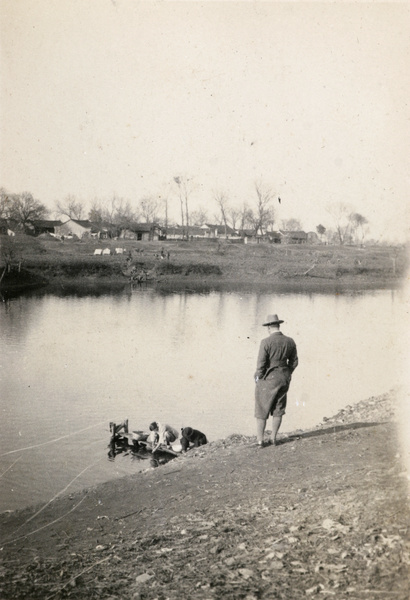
[0,285,407,512]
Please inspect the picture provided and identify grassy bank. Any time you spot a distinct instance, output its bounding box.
[0,391,409,599]
[1,234,407,293]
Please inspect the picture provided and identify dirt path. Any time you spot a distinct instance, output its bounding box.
[1,392,409,599]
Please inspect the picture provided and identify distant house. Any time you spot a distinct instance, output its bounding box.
[267,231,281,244]
[279,230,308,244]
[90,222,119,239]
[166,223,240,241]
[166,224,211,240]
[119,223,163,241]
[165,226,185,240]
[237,229,280,244]
[238,228,256,241]
[187,225,209,239]
[204,223,239,239]
[29,220,63,236]
[56,219,93,238]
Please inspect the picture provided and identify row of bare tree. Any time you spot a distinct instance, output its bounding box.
[0,183,369,244]
[0,180,279,236]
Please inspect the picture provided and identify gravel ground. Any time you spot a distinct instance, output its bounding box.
[1,390,409,600]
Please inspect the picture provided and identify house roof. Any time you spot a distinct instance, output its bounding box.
[187,226,208,235]
[205,223,237,235]
[166,226,182,234]
[32,219,63,227]
[123,222,162,233]
[70,219,93,229]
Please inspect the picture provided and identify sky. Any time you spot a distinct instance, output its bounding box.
[1,1,409,242]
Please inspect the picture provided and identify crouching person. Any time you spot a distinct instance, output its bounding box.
[148,422,179,451]
[181,427,208,452]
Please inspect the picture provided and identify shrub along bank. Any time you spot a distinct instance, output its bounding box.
[0,234,407,292]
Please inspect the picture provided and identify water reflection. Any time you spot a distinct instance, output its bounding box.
[107,437,176,469]
[0,285,406,512]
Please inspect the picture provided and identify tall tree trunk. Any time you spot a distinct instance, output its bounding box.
[179,194,185,239]
[185,193,189,240]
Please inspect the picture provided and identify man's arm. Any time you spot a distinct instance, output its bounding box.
[255,340,268,380]
[288,343,299,373]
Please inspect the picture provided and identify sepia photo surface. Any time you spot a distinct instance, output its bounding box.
[1,1,409,598]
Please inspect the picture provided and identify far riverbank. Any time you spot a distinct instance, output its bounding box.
[1,235,407,295]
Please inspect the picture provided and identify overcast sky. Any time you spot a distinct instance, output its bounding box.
[1,1,409,241]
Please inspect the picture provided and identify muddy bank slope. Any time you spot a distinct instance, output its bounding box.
[1,391,409,599]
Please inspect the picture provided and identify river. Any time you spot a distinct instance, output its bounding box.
[0,285,406,512]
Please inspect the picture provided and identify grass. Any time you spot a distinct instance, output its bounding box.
[0,233,407,291]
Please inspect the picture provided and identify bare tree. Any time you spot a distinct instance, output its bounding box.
[250,181,276,235]
[157,194,169,230]
[9,192,48,227]
[115,199,136,228]
[173,176,194,239]
[281,218,302,231]
[326,202,353,245]
[103,194,122,225]
[228,207,241,230]
[173,177,185,236]
[211,212,224,226]
[238,203,253,233]
[190,207,209,226]
[56,195,84,220]
[139,196,159,223]
[88,199,104,223]
[214,190,230,238]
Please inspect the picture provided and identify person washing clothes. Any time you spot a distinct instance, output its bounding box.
[148,422,179,452]
[180,427,207,452]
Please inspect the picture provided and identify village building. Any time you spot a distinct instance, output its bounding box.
[119,223,163,241]
[238,229,281,244]
[55,219,93,238]
[165,223,240,241]
[165,226,185,240]
[165,225,207,240]
[279,230,308,244]
[204,223,239,239]
[28,219,63,236]
[90,222,119,239]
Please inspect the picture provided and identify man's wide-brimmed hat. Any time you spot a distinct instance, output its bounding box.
[262,314,284,326]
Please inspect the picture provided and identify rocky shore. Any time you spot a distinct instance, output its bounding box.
[1,391,409,599]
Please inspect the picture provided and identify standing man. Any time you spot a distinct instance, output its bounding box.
[254,314,298,447]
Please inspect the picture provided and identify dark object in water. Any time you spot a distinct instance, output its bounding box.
[108,420,178,465]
